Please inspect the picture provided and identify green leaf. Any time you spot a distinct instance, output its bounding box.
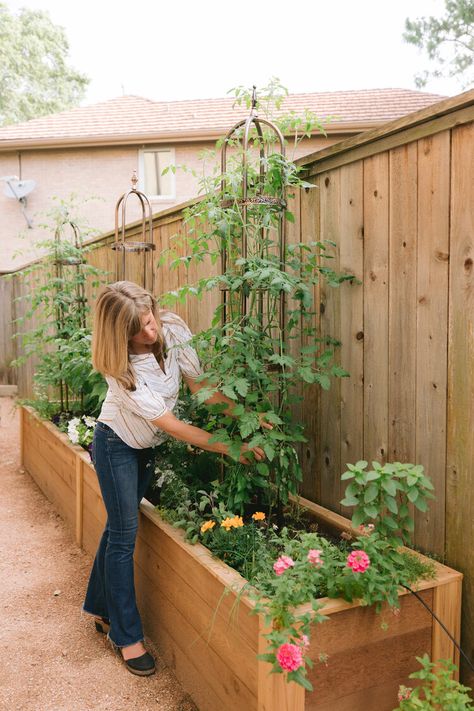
[341,495,359,507]
[385,496,398,514]
[341,471,355,480]
[351,508,366,527]
[381,479,397,496]
[407,488,419,503]
[364,504,379,518]
[364,483,379,503]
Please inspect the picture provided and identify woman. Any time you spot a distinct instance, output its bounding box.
[82,281,271,676]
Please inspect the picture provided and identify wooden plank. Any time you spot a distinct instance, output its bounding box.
[388,144,417,463]
[415,131,450,555]
[286,189,305,484]
[302,102,474,177]
[446,121,474,689]
[318,169,342,511]
[299,180,321,501]
[339,161,364,514]
[24,437,76,529]
[258,618,304,711]
[305,590,433,711]
[135,536,258,694]
[363,152,389,463]
[75,456,83,547]
[135,560,258,711]
[432,578,462,680]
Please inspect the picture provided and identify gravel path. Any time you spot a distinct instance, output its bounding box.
[0,397,197,711]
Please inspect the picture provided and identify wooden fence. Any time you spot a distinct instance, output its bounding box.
[1,88,474,683]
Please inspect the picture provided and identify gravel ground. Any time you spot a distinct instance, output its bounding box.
[0,397,198,711]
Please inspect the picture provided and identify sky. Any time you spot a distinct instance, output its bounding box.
[6,0,470,105]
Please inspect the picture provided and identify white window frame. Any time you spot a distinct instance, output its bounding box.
[138,147,176,201]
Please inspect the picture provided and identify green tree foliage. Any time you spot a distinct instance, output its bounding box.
[0,3,89,125]
[404,0,474,89]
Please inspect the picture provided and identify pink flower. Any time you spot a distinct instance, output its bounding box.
[397,685,412,701]
[358,523,375,536]
[346,549,370,573]
[273,555,295,576]
[307,549,323,567]
[298,634,310,649]
[276,643,304,672]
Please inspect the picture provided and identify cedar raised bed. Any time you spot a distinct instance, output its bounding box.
[21,405,462,711]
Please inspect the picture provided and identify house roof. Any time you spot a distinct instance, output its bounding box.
[0,89,446,151]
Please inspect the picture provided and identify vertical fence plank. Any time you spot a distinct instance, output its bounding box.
[339,161,364,513]
[319,169,342,511]
[415,132,450,555]
[388,144,418,463]
[446,121,474,687]
[285,190,304,482]
[363,153,389,463]
[299,180,321,501]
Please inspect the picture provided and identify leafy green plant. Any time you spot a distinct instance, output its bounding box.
[9,196,108,417]
[340,461,435,545]
[393,655,473,710]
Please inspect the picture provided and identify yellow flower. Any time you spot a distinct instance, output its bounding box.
[200,520,216,534]
[220,516,244,531]
[252,511,266,521]
[220,517,235,532]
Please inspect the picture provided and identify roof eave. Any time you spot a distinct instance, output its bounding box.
[0,121,381,152]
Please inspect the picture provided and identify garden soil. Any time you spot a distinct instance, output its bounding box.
[0,397,198,711]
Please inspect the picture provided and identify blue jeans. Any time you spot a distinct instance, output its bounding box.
[83,421,155,647]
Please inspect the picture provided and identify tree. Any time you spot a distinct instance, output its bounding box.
[0,3,89,126]
[403,0,474,89]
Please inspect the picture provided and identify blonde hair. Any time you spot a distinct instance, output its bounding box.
[92,281,167,391]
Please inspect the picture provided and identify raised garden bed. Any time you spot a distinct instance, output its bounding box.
[21,405,463,711]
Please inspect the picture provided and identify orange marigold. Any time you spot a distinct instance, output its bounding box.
[252,511,266,521]
[200,520,216,534]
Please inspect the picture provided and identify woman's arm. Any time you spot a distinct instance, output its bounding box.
[151,409,266,463]
[183,374,237,417]
[182,374,274,430]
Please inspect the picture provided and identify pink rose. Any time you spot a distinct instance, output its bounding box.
[276,642,304,672]
[307,549,323,567]
[346,549,370,573]
[273,555,295,576]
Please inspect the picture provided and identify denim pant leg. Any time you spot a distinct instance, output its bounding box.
[83,422,155,647]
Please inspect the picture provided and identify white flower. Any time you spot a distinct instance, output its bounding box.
[82,415,96,429]
[67,418,80,444]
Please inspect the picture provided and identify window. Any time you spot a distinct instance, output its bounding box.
[138,148,175,199]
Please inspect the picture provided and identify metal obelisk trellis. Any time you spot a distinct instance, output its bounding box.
[220,86,287,378]
[111,171,156,292]
[53,220,87,412]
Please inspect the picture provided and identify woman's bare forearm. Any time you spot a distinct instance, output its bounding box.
[151,410,228,455]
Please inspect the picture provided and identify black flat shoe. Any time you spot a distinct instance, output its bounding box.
[123,651,156,677]
[94,616,110,634]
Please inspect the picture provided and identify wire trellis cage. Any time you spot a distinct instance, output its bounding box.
[111,170,156,292]
[219,86,288,367]
[53,219,87,412]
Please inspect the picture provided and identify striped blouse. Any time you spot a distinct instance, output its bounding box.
[97,310,203,449]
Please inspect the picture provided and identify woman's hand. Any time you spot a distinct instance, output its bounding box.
[258,413,274,431]
[239,442,266,464]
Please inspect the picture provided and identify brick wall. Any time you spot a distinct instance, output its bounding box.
[0,133,343,271]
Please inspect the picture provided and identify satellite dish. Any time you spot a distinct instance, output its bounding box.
[3,179,36,199]
[0,176,36,228]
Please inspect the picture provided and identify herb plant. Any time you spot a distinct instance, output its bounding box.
[340,460,435,545]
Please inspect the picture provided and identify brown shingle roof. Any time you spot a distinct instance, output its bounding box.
[0,89,446,149]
